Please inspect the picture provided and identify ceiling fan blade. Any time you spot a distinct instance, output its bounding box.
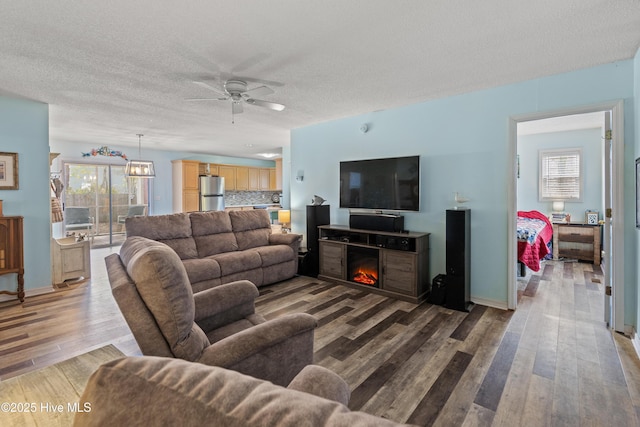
[243,85,274,98]
[232,101,244,114]
[185,97,228,101]
[245,98,285,111]
[192,81,227,97]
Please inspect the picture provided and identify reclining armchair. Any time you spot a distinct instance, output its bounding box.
[105,236,317,386]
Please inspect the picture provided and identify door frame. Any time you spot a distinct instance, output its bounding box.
[507,100,625,333]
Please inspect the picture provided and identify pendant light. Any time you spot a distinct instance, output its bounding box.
[125,134,155,178]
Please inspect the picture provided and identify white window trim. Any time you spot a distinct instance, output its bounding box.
[538,147,583,202]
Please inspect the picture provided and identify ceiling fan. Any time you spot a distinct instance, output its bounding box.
[188,79,285,122]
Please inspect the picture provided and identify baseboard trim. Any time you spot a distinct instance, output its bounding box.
[470,296,508,311]
[0,285,54,302]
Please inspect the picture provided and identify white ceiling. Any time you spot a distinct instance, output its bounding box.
[1,1,639,159]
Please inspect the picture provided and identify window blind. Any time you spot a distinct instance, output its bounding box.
[539,149,581,200]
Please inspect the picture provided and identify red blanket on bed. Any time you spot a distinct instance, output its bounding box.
[517,210,553,272]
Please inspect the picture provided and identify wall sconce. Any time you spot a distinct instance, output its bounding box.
[295,170,304,182]
[278,209,291,234]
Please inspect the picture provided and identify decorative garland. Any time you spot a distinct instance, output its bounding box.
[82,146,128,160]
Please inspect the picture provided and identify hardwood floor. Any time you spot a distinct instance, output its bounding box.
[1,248,639,426]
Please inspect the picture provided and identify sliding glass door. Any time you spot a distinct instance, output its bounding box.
[63,162,149,248]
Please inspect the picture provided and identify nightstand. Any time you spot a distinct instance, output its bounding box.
[552,223,601,264]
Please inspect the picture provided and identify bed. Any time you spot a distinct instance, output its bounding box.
[517,210,553,273]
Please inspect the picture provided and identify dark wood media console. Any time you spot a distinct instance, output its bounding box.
[317,225,430,303]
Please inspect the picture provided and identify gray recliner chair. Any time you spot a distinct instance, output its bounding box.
[105,236,318,386]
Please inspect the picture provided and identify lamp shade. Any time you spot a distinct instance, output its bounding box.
[125,160,155,178]
[278,209,291,224]
[552,201,565,212]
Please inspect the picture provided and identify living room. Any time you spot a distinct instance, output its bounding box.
[1,2,640,426]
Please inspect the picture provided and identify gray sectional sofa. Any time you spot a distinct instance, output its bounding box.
[125,209,301,293]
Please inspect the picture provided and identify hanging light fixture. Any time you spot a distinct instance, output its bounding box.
[125,134,155,178]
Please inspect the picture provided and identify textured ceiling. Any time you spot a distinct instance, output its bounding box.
[1,1,639,159]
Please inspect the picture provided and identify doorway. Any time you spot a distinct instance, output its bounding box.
[62,162,150,248]
[508,101,625,333]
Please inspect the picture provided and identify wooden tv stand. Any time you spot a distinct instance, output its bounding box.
[317,225,430,303]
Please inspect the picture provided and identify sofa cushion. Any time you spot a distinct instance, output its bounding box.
[229,210,272,250]
[122,237,209,362]
[212,250,262,277]
[74,356,411,427]
[182,258,221,284]
[190,211,239,257]
[126,213,198,260]
[254,245,296,267]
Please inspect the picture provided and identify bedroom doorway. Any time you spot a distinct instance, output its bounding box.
[509,101,624,333]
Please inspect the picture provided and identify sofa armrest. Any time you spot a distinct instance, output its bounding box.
[287,365,351,406]
[198,313,317,386]
[269,233,302,246]
[193,280,259,323]
[269,233,302,255]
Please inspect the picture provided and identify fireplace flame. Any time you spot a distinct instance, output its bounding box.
[352,268,378,286]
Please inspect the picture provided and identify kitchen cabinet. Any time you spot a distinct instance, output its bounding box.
[172,160,201,213]
[218,166,236,191]
[235,167,249,190]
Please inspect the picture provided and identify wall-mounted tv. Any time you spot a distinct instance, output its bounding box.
[340,155,420,211]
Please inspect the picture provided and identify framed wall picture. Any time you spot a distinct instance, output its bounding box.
[636,157,640,228]
[0,152,18,190]
[585,211,598,225]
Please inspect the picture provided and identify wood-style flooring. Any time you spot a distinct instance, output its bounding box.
[1,248,639,426]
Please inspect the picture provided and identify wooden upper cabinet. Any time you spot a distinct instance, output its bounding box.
[195,163,277,192]
[182,161,200,190]
[259,169,270,190]
[274,159,283,190]
[218,166,236,191]
[235,167,249,190]
[248,168,260,190]
[269,169,277,190]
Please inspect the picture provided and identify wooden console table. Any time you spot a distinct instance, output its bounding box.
[552,222,601,265]
[0,216,25,302]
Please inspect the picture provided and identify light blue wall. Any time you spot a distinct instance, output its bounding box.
[0,96,50,294]
[290,60,636,314]
[517,128,603,221]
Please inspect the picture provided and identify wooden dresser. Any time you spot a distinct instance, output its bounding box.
[0,216,25,302]
[552,223,601,265]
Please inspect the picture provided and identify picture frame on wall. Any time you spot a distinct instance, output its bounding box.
[0,152,18,190]
[636,157,640,228]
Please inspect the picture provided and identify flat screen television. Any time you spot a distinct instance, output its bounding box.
[339,155,420,211]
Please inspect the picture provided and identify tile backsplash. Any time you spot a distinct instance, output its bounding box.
[226,191,281,206]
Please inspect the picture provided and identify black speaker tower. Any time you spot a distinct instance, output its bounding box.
[306,205,330,277]
[445,209,471,312]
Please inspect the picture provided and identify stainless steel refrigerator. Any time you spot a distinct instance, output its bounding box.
[199,176,225,211]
